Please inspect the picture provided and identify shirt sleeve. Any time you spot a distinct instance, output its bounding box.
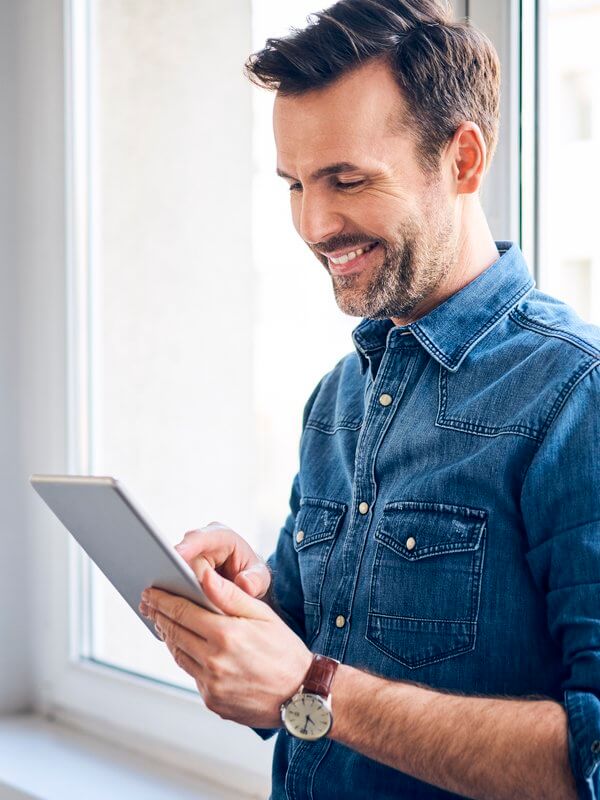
[251,374,326,742]
[520,362,600,799]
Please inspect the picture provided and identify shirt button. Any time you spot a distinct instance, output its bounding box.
[592,740,600,755]
[379,393,393,406]
[358,501,370,515]
[296,530,305,544]
[335,615,346,628]
[406,537,416,550]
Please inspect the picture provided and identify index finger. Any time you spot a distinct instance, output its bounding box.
[143,587,224,642]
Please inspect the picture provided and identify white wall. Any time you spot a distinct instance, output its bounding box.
[0,0,31,714]
[0,0,67,714]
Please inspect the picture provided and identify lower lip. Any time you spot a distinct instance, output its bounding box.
[328,244,380,275]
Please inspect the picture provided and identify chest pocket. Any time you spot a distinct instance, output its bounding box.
[293,497,346,645]
[367,501,487,669]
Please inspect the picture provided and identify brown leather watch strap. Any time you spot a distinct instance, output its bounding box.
[302,653,340,697]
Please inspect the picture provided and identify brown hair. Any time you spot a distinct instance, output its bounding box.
[244,0,501,176]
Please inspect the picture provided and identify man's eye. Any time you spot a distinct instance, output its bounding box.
[289,182,302,193]
[336,180,365,190]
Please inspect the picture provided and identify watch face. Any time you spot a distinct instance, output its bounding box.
[282,692,332,740]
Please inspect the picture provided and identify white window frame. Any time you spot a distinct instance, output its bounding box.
[27,0,521,794]
[31,1,272,796]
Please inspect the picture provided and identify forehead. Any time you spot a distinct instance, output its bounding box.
[273,59,414,171]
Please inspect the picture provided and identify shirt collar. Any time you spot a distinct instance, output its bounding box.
[351,240,535,375]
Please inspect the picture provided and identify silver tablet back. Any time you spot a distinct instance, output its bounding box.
[30,474,221,641]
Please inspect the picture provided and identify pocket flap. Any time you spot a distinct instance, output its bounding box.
[293,497,346,551]
[375,501,486,560]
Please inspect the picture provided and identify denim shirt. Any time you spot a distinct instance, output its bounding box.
[255,241,600,799]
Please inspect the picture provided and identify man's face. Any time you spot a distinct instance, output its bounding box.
[273,58,460,322]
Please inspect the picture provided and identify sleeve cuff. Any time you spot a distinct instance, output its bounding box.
[251,726,278,741]
[564,689,600,798]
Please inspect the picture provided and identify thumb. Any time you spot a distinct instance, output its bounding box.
[234,562,271,598]
[202,567,272,620]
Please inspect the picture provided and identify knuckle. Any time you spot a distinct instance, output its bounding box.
[170,601,187,626]
[204,653,222,676]
[203,690,218,713]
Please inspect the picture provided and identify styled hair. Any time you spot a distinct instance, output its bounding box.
[244,0,501,176]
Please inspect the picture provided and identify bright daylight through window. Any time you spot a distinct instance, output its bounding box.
[538,0,599,321]
[82,0,354,687]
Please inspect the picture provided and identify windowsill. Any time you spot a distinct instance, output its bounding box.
[0,714,259,800]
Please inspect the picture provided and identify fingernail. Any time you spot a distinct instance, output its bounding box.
[141,590,150,602]
[174,543,187,552]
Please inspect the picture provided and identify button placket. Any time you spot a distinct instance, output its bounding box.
[329,348,420,661]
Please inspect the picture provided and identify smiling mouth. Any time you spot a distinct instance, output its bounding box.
[326,241,378,265]
[326,242,381,276]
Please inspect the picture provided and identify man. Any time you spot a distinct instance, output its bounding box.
[139,1,600,797]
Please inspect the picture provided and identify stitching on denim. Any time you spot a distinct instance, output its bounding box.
[305,418,363,434]
[520,360,600,494]
[367,613,478,624]
[294,500,347,647]
[413,279,534,369]
[437,366,544,441]
[375,531,484,559]
[298,497,347,512]
[306,740,332,800]
[511,307,600,359]
[366,502,487,669]
[364,625,476,669]
[382,499,487,517]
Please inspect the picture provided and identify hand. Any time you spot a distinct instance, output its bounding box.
[174,522,271,599]
[139,569,312,728]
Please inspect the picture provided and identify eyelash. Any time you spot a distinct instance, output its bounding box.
[288,180,365,193]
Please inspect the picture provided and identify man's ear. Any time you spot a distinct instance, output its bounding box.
[451,122,487,195]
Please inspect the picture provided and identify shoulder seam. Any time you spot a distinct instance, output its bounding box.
[520,360,600,490]
[510,307,600,359]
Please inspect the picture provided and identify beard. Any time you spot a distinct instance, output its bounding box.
[311,200,458,320]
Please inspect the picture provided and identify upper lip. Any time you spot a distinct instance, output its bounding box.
[318,242,377,259]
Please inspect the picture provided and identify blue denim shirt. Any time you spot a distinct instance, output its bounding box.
[255,241,600,799]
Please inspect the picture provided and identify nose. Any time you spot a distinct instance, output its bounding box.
[295,189,345,247]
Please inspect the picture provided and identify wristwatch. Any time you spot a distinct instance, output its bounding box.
[280,654,340,741]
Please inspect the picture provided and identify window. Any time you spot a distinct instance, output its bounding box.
[80,0,356,689]
[536,0,599,322]
[38,0,515,793]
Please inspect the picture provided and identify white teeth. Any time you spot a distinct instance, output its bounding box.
[329,242,376,265]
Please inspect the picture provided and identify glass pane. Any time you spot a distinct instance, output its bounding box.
[538,1,600,321]
[85,0,355,685]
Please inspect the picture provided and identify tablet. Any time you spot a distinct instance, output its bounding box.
[30,474,222,641]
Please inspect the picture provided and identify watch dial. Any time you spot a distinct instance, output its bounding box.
[284,693,332,740]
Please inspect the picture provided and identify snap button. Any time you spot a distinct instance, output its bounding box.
[296,530,305,544]
[406,537,416,551]
[379,393,393,406]
[335,615,346,628]
[592,740,600,755]
[358,501,370,515]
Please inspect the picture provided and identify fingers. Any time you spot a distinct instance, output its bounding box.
[175,524,235,570]
[152,608,208,667]
[174,524,271,598]
[233,561,272,599]
[200,568,272,620]
[188,553,212,584]
[142,587,225,642]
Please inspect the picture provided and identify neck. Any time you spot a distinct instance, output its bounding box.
[390,197,500,327]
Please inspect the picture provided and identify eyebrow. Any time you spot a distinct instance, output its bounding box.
[276,161,364,182]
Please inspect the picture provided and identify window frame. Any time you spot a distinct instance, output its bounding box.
[32,1,272,795]
[32,0,522,792]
